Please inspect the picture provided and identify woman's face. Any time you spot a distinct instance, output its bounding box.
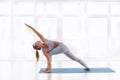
[33,41,42,50]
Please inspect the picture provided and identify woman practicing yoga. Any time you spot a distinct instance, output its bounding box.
[25,23,90,72]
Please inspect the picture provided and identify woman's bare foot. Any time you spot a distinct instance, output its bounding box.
[43,68,52,73]
[84,68,90,71]
[44,68,49,70]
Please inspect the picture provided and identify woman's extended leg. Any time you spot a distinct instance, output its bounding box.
[64,50,89,69]
[49,43,90,70]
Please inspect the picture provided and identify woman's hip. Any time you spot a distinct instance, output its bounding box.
[48,43,69,55]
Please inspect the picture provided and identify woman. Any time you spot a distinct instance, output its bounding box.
[25,23,90,73]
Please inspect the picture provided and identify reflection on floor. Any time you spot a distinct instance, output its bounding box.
[0,59,120,80]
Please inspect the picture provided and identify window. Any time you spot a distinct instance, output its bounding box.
[111,2,120,15]
[86,2,109,15]
[0,2,11,15]
[87,18,107,37]
[0,0,120,61]
[37,17,57,40]
[13,1,34,15]
[111,17,120,56]
[62,2,80,15]
[13,16,34,57]
[0,17,11,57]
[62,17,81,38]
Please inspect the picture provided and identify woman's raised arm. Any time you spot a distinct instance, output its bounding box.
[25,23,48,42]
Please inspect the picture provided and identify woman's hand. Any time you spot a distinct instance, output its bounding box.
[24,23,32,28]
[43,68,52,73]
[24,23,48,42]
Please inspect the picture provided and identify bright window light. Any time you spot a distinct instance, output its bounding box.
[111,17,120,37]
[36,3,44,15]
[86,2,109,15]
[62,2,80,15]
[0,0,120,60]
[62,17,82,38]
[111,2,120,15]
[0,2,11,15]
[0,17,11,57]
[37,17,57,40]
[45,2,59,15]
[13,2,34,15]
[13,16,34,57]
[87,18,107,37]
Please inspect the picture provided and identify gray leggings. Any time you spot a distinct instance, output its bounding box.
[48,43,89,68]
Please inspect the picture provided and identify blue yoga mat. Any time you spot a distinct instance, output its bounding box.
[39,68,115,73]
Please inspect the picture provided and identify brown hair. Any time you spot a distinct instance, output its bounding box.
[33,44,41,50]
[35,50,39,62]
[33,41,41,62]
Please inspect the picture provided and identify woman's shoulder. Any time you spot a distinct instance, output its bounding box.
[44,40,61,44]
[43,40,53,44]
